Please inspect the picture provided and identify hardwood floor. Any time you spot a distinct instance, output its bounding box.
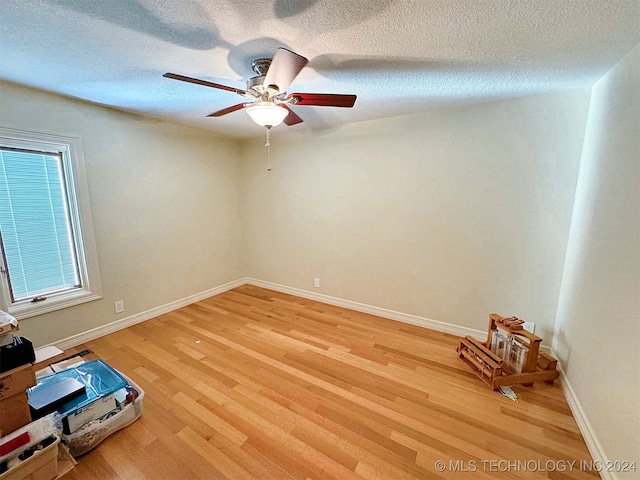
[60,285,595,479]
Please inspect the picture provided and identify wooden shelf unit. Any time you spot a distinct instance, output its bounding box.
[457,313,559,390]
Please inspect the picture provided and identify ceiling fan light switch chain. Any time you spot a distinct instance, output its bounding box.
[265,127,272,172]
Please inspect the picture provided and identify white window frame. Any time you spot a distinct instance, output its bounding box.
[0,127,102,319]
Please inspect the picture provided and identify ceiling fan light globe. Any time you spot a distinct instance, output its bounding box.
[246,102,288,127]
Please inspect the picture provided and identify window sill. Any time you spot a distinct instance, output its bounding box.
[8,289,102,320]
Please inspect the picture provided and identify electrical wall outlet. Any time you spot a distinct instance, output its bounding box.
[523,321,535,334]
[314,278,320,288]
[114,300,124,314]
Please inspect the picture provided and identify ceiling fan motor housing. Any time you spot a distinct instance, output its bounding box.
[249,59,283,97]
[247,76,281,99]
[247,75,266,92]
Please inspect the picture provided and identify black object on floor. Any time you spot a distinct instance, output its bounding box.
[0,336,36,373]
[54,349,93,365]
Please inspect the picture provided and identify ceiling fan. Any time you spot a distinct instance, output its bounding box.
[163,47,357,129]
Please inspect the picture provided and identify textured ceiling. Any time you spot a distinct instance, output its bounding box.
[0,0,638,138]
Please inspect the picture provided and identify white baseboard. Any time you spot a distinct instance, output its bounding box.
[50,275,552,355]
[50,278,246,351]
[244,278,553,353]
[48,276,489,353]
[244,277,488,339]
[557,362,613,480]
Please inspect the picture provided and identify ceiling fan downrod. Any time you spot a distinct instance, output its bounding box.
[251,59,271,77]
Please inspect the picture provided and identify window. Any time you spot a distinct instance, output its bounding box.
[0,128,102,319]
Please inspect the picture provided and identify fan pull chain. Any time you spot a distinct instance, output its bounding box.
[265,126,272,171]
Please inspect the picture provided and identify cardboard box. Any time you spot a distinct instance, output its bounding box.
[0,324,15,336]
[0,364,35,400]
[0,315,17,336]
[0,392,31,437]
[55,441,77,479]
[0,436,60,480]
[62,394,117,435]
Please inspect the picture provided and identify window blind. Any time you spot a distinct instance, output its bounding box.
[0,148,80,301]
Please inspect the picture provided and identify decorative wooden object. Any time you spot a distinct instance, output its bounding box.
[456,313,559,390]
[457,335,504,389]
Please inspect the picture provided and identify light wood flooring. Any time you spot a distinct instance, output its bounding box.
[58,285,595,479]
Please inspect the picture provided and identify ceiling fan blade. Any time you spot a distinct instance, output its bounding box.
[263,48,308,93]
[206,103,247,117]
[163,72,246,95]
[289,93,357,107]
[282,105,303,126]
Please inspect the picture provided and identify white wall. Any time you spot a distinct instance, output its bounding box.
[554,46,639,476]
[240,90,592,341]
[0,81,243,346]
